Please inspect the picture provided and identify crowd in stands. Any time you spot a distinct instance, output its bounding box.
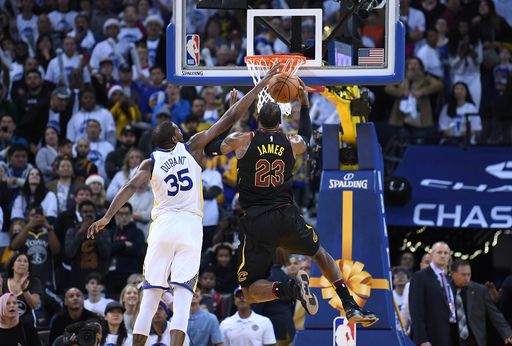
[0,0,510,345]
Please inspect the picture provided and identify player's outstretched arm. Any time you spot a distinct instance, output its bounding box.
[188,63,280,153]
[87,159,153,239]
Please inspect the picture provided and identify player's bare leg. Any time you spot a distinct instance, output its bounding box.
[312,246,379,327]
[170,330,186,346]
[132,334,147,346]
[242,271,319,316]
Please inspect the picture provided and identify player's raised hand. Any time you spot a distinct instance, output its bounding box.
[87,217,110,239]
[229,88,239,108]
[297,78,309,107]
[259,63,280,87]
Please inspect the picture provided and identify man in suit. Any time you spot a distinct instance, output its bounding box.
[450,259,512,346]
[410,241,457,346]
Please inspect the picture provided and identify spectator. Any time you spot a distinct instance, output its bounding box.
[73,138,99,184]
[84,119,115,180]
[401,252,432,333]
[106,148,143,202]
[89,0,116,39]
[11,167,58,220]
[119,283,140,333]
[212,243,238,295]
[187,289,224,346]
[385,57,443,143]
[418,0,446,30]
[15,0,38,51]
[117,63,142,107]
[0,83,18,123]
[34,33,55,70]
[0,293,41,345]
[199,267,224,318]
[85,175,107,215]
[0,144,33,191]
[439,82,481,145]
[102,301,132,346]
[49,287,98,344]
[109,87,142,140]
[66,89,116,146]
[220,286,277,346]
[471,0,511,72]
[159,84,190,126]
[0,252,43,327]
[105,125,137,180]
[138,107,170,157]
[83,272,113,316]
[45,36,83,87]
[0,115,28,160]
[448,19,483,109]
[67,13,96,54]
[65,200,112,289]
[450,259,512,345]
[140,66,167,121]
[416,29,443,78]
[435,18,451,89]
[128,182,153,239]
[202,160,223,252]
[399,251,416,273]
[392,267,410,330]
[144,15,164,68]
[36,126,59,182]
[48,157,76,214]
[13,69,52,149]
[48,0,78,35]
[181,115,200,142]
[93,57,118,108]
[107,203,145,295]
[409,242,456,346]
[147,299,190,345]
[400,0,426,57]
[441,0,461,32]
[202,87,221,123]
[118,5,144,47]
[10,205,60,288]
[47,87,72,139]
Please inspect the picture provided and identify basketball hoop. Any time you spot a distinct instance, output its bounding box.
[245,54,307,116]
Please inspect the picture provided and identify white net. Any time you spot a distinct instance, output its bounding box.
[245,55,306,116]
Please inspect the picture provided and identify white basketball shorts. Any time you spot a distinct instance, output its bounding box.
[143,211,203,292]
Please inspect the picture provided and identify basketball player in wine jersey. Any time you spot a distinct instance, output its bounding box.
[87,65,279,346]
[220,79,378,326]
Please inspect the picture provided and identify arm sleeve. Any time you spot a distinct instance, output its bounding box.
[298,105,312,144]
[204,129,231,156]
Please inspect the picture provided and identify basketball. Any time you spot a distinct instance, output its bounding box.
[267,72,300,103]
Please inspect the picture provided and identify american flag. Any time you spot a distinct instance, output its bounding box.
[358,48,384,65]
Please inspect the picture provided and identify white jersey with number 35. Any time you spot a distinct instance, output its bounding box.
[150,143,203,220]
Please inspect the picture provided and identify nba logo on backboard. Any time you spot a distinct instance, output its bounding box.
[333,317,356,346]
[186,34,200,66]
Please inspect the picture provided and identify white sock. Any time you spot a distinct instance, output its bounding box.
[169,286,193,333]
[133,288,164,336]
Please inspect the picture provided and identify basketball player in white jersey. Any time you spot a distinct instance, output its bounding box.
[87,64,280,346]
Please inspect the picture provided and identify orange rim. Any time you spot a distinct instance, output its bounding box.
[244,54,307,67]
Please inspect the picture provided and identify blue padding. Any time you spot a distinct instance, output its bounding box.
[322,124,339,170]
